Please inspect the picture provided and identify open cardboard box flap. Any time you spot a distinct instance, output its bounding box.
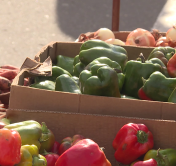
[6,108,176,166]
[9,42,176,121]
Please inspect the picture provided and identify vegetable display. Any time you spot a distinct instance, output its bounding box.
[1,29,176,166]
[75,26,176,48]
[0,119,113,166]
[27,40,176,103]
[1,118,176,166]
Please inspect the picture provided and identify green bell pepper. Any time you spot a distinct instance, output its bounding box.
[4,120,42,149]
[72,76,79,86]
[140,71,176,102]
[55,74,81,94]
[73,55,80,66]
[79,40,128,69]
[30,80,55,91]
[117,72,125,92]
[56,55,74,75]
[137,54,169,77]
[80,39,127,55]
[79,64,121,97]
[85,57,124,92]
[73,62,86,77]
[144,148,176,166]
[85,56,122,71]
[147,46,175,66]
[52,66,72,79]
[168,87,176,103]
[122,54,162,98]
[147,58,170,77]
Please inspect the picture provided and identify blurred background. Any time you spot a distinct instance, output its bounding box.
[0,0,174,67]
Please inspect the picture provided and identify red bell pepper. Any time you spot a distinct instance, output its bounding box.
[55,139,112,166]
[58,134,85,155]
[51,141,60,155]
[0,128,21,166]
[167,53,176,77]
[43,150,60,166]
[138,87,152,101]
[133,159,157,166]
[112,123,154,165]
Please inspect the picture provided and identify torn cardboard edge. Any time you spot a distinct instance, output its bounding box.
[20,56,52,76]
[6,108,176,166]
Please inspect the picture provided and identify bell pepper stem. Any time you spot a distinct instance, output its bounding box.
[157,148,169,166]
[142,77,146,85]
[41,122,49,134]
[137,130,148,144]
[39,122,50,142]
[139,53,145,63]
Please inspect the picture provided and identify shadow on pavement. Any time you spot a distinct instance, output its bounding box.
[56,0,112,39]
[56,0,166,39]
[119,0,166,31]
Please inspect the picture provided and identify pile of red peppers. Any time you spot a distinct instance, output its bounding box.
[113,123,176,166]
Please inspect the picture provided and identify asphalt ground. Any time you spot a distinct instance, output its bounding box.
[0,0,170,67]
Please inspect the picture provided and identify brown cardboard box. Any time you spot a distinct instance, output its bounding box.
[6,108,176,166]
[9,42,176,121]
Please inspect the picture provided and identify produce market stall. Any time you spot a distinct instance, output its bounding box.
[1,1,176,166]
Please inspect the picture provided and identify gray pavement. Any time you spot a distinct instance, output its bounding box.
[0,0,171,67]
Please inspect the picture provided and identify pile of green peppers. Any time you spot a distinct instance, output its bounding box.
[29,40,176,103]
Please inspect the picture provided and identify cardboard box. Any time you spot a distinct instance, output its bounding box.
[9,42,176,121]
[6,108,176,166]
